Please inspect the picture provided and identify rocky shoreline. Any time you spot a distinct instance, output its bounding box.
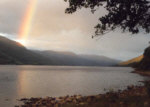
[16,71,150,107]
[132,70,150,77]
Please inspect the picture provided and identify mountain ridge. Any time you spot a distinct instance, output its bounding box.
[0,35,121,66]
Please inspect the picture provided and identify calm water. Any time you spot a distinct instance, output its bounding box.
[0,65,148,107]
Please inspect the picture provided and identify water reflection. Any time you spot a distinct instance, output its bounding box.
[0,66,148,107]
[0,66,21,107]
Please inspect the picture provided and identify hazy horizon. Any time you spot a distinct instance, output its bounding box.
[0,0,150,61]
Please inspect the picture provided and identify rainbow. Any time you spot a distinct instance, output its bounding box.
[18,0,38,43]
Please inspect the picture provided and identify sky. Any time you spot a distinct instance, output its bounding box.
[0,0,150,61]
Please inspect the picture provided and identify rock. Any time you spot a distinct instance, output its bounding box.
[55,97,60,101]
[119,102,123,105]
[127,85,134,90]
[20,98,28,101]
[30,98,38,102]
[76,95,82,99]
[72,99,77,103]
[59,100,65,105]
[79,102,85,105]
[96,95,101,99]
[144,101,148,106]
[66,97,72,102]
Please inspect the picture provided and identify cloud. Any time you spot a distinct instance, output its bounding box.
[0,0,149,60]
[0,0,28,34]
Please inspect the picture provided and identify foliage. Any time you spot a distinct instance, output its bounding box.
[144,81,150,96]
[138,46,150,70]
[65,0,150,36]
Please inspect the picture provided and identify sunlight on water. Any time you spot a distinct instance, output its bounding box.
[0,66,148,107]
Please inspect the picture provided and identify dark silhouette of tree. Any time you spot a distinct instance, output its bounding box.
[64,0,150,37]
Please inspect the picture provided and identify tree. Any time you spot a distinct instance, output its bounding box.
[64,0,150,37]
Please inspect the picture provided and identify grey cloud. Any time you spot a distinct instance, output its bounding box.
[0,0,28,35]
[0,0,149,60]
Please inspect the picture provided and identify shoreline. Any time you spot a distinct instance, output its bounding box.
[17,70,150,107]
[132,70,150,77]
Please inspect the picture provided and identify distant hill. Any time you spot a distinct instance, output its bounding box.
[119,55,143,66]
[0,35,121,66]
[79,54,121,66]
[35,50,121,66]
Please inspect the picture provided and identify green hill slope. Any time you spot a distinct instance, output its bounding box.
[119,55,143,66]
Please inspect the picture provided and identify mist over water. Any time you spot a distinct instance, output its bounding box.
[0,65,148,107]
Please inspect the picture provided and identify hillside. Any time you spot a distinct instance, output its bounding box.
[119,55,143,66]
[0,36,54,65]
[0,35,121,66]
[79,55,121,66]
[34,50,121,66]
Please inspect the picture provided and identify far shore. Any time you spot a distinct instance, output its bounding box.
[16,70,150,107]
